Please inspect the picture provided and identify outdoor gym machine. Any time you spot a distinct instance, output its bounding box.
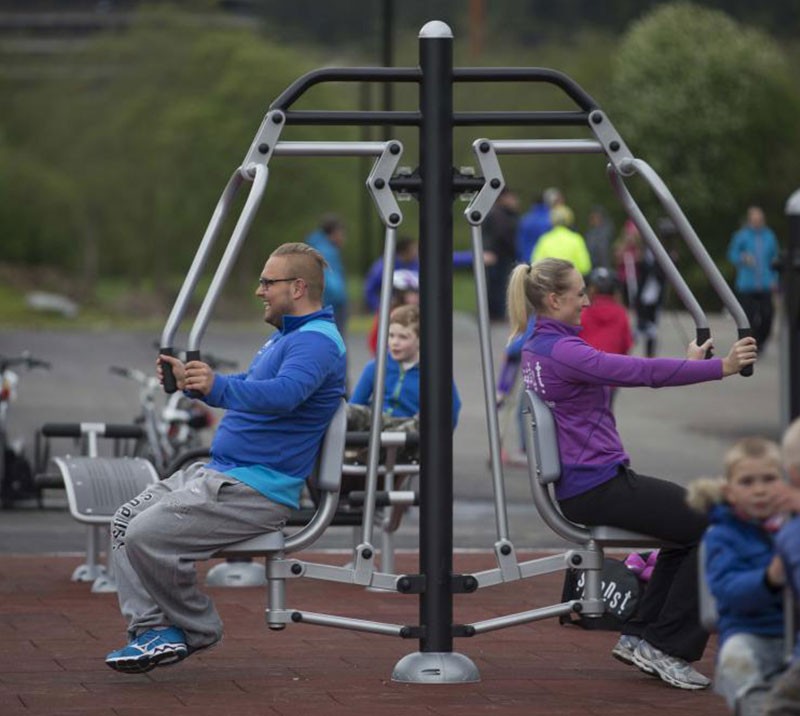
[159,21,753,684]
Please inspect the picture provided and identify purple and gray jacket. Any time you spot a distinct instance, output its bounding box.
[521,317,723,500]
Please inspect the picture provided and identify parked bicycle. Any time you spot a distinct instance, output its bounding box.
[110,352,236,476]
[1,352,51,508]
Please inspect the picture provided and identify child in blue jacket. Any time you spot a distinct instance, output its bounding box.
[688,437,786,711]
[348,304,461,458]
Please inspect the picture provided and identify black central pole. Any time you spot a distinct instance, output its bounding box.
[392,20,479,684]
[419,22,454,655]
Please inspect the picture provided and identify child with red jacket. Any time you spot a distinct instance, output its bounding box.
[580,267,633,356]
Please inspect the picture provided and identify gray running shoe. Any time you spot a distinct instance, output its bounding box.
[632,639,711,690]
[611,635,642,667]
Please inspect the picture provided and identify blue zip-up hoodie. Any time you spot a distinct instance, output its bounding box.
[523,317,722,500]
[349,354,461,430]
[705,504,784,646]
[202,307,346,508]
[727,225,779,293]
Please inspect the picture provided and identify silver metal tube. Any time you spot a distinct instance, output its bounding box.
[360,227,397,546]
[294,610,404,636]
[188,164,269,351]
[623,158,750,328]
[283,491,340,553]
[469,602,576,634]
[607,166,708,329]
[160,170,244,347]
[491,139,604,155]
[272,141,388,157]
[469,224,509,541]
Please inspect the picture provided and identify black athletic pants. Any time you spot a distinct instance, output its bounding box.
[738,291,774,351]
[559,465,709,662]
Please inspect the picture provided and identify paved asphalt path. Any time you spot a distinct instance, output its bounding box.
[0,309,782,554]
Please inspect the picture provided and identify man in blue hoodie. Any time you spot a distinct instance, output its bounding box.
[727,206,779,352]
[105,242,346,674]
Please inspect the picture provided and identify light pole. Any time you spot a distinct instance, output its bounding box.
[782,189,800,426]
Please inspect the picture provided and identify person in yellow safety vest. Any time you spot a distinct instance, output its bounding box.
[531,205,592,276]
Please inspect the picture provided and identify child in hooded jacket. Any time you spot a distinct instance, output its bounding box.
[688,437,786,711]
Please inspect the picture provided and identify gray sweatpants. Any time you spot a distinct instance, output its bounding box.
[110,463,290,650]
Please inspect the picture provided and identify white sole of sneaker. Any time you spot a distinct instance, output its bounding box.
[651,667,709,691]
[611,649,636,667]
[106,646,188,674]
[631,651,657,676]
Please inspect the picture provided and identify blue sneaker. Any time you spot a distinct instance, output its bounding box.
[105,626,188,673]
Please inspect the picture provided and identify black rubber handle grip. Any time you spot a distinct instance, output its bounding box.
[40,423,83,438]
[696,327,714,359]
[738,327,754,377]
[103,424,146,439]
[184,349,203,400]
[159,347,178,394]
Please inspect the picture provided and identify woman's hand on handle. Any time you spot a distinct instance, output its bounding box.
[721,336,758,377]
[158,354,186,391]
[687,338,713,361]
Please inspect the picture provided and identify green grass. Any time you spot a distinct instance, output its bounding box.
[0,272,480,331]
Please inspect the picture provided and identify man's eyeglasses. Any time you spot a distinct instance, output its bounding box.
[257,277,298,289]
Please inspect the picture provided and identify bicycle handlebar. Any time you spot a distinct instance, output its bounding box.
[0,353,51,372]
[40,422,144,439]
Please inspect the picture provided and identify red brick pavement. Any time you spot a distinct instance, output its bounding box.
[0,552,728,716]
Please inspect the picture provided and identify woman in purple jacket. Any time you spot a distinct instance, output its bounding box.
[507,257,757,691]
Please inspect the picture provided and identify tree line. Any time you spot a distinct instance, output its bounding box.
[1,2,798,310]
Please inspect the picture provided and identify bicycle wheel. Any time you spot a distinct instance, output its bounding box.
[163,447,210,477]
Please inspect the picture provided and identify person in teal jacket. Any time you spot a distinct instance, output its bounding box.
[727,206,779,352]
[306,213,348,337]
[106,243,346,674]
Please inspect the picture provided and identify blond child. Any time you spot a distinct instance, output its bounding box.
[347,305,461,465]
[688,437,786,711]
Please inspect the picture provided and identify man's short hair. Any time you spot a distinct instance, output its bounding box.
[271,242,327,302]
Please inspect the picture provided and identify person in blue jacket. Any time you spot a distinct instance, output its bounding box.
[306,213,348,336]
[687,437,786,711]
[362,235,474,315]
[763,418,800,715]
[727,206,779,352]
[349,304,461,444]
[363,236,419,313]
[105,242,346,674]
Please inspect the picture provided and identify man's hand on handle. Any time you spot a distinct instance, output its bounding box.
[157,355,215,396]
